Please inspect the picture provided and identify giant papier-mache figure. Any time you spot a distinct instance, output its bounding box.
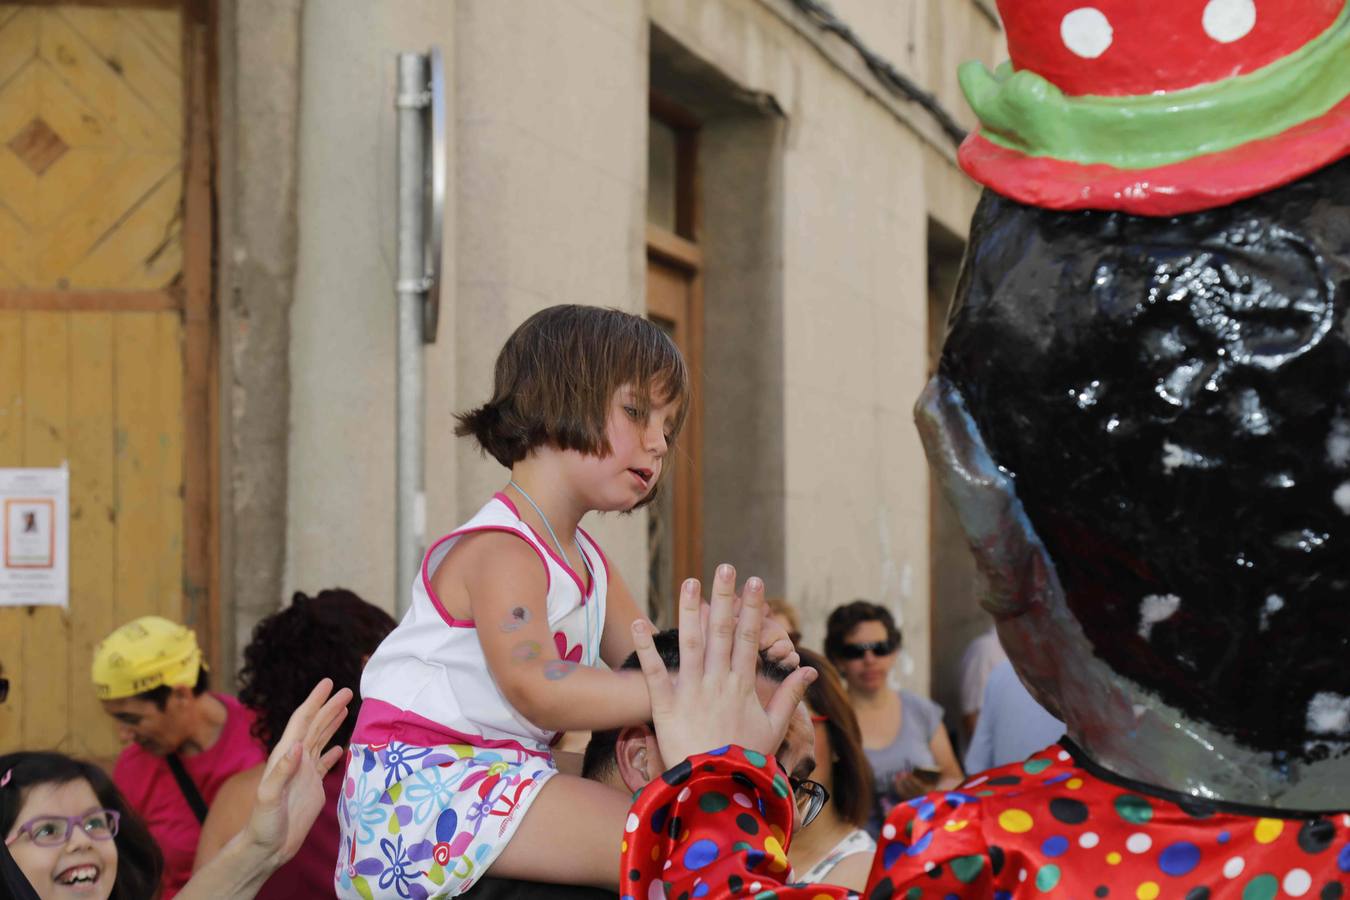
[618,1,1350,897]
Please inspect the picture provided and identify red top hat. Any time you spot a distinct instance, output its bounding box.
[958,0,1350,215]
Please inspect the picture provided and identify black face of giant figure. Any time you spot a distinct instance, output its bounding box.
[940,156,1350,756]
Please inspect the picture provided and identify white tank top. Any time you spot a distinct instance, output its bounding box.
[354,492,610,755]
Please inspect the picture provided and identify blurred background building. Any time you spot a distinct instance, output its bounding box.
[0,0,1002,761]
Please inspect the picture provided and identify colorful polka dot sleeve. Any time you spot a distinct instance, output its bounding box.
[620,745,854,899]
[623,742,1350,899]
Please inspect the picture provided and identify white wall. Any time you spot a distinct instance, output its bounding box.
[286,0,455,614]
[447,0,652,607]
[779,65,933,686]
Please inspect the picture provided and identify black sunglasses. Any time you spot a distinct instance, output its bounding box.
[789,776,830,828]
[0,677,7,704]
[837,639,896,660]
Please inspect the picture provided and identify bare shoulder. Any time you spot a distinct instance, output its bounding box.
[826,851,875,893]
[437,530,544,583]
[216,762,265,810]
[195,761,265,871]
[429,529,547,613]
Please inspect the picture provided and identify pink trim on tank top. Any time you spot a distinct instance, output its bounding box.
[494,492,596,602]
[420,522,552,628]
[351,699,552,758]
[577,526,609,583]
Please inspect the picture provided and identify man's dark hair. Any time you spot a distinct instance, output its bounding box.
[580,629,794,781]
[134,665,210,711]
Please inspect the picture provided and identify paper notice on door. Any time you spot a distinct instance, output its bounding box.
[1,466,69,607]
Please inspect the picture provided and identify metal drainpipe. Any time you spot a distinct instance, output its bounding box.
[394,53,429,615]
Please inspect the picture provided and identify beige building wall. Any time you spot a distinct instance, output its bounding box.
[647,0,1000,695]
[268,0,1003,705]
[448,1,651,597]
[779,75,932,684]
[284,0,456,615]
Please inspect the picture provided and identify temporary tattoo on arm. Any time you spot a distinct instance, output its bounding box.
[507,637,579,679]
[501,606,532,633]
[511,640,542,662]
[543,660,580,680]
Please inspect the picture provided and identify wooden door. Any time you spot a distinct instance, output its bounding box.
[0,1,213,761]
[645,228,702,624]
[645,97,702,624]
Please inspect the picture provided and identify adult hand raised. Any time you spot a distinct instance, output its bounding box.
[176,678,353,900]
[633,564,816,766]
[700,590,800,672]
[245,677,352,865]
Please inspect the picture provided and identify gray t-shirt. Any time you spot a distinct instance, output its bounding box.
[862,689,944,834]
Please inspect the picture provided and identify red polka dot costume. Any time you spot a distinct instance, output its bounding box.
[621,744,1350,899]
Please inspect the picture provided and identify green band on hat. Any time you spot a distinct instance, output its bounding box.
[960,5,1350,170]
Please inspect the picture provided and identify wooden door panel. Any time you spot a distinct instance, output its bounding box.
[646,260,687,329]
[70,170,183,288]
[0,4,183,291]
[16,310,69,752]
[0,3,193,759]
[0,313,21,744]
[645,253,702,621]
[67,311,117,760]
[49,6,185,142]
[0,309,186,756]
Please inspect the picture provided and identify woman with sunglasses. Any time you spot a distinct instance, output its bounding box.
[824,600,963,835]
[787,649,876,892]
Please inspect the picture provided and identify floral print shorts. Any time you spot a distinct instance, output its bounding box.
[334,740,556,899]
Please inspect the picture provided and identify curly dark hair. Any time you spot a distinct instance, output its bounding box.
[0,751,163,900]
[238,589,396,752]
[823,599,902,664]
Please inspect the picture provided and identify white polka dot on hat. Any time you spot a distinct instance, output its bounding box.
[1203,0,1258,42]
[1060,7,1114,58]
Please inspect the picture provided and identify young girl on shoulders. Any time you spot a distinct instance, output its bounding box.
[338,305,781,898]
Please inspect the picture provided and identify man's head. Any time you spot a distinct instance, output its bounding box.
[91,617,210,756]
[582,630,816,798]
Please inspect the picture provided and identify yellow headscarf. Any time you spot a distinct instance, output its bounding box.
[91,616,206,700]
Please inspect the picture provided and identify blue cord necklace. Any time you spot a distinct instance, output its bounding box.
[507,480,597,666]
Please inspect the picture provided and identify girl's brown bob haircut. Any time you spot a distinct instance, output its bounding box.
[798,648,875,829]
[455,305,690,505]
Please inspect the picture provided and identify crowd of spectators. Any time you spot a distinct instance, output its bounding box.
[1,598,359,900]
[0,590,1059,899]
